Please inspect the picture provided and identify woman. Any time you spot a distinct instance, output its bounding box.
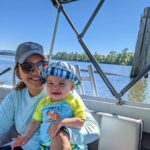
[0,42,100,150]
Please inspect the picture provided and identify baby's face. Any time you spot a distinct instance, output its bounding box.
[46,75,74,102]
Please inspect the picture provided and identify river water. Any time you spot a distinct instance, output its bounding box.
[0,55,150,104]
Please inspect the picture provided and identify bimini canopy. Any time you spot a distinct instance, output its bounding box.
[51,0,78,7]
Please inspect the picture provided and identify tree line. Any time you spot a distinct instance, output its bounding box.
[50,48,134,66]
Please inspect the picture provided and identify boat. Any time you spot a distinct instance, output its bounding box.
[0,0,150,150]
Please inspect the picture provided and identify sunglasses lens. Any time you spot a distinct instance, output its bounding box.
[37,61,48,70]
[20,62,34,73]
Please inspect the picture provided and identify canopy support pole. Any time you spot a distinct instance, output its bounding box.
[48,8,61,63]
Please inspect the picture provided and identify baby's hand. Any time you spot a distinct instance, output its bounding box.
[49,119,62,138]
[11,135,28,150]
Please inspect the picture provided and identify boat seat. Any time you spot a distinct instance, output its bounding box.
[98,112,143,150]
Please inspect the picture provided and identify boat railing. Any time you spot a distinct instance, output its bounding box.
[0,67,12,85]
[75,65,98,96]
[0,67,12,76]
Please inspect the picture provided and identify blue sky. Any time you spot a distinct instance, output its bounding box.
[0,0,149,55]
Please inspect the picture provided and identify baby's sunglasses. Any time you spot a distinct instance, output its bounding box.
[19,60,48,74]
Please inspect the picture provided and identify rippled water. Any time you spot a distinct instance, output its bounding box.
[0,55,150,104]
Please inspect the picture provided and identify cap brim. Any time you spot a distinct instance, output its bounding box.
[18,50,46,64]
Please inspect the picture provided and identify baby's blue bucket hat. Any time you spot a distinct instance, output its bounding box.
[40,61,81,86]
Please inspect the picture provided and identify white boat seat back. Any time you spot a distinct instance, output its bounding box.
[98,112,143,150]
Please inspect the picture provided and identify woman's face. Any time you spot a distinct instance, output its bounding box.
[18,54,46,96]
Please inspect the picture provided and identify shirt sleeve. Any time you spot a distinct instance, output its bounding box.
[33,101,43,121]
[0,91,15,138]
[66,110,100,144]
[68,96,86,120]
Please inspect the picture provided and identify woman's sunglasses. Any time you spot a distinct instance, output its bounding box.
[20,61,48,74]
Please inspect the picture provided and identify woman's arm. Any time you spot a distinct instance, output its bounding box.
[11,120,40,149]
[64,111,100,144]
[22,119,41,141]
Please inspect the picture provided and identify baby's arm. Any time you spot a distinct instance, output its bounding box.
[60,117,85,128]
[49,117,84,138]
[11,120,40,149]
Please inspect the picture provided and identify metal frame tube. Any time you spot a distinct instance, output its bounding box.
[119,64,150,97]
[58,2,123,103]
[48,9,61,63]
[80,0,105,38]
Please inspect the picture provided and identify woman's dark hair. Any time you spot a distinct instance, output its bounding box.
[14,64,26,90]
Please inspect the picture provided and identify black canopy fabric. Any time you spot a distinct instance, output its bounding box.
[50,0,78,7]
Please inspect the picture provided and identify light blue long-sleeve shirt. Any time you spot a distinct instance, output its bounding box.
[0,88,100,149]
[0,87,46,149]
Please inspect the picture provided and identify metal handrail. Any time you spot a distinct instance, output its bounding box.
[0,67,12,76]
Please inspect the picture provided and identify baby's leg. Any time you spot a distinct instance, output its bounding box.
[50,130,71,150]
